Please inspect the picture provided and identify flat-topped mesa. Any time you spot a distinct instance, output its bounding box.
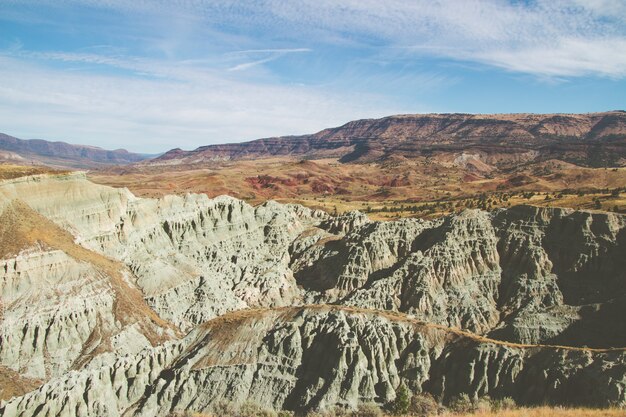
[147,111,626,167]
[3,306,626,417]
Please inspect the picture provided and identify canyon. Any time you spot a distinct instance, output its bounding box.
[0,172,625,416]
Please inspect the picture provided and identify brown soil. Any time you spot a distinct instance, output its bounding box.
[0,366,43,401]
[90,157,626,220]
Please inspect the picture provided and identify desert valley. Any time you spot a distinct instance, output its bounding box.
[0,110,625,416]
[1,1,626,416]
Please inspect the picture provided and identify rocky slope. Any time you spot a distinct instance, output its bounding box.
[151,111,626,167]
[0,173,625,415]
[0,198,177,385]
[0,133,148,169]
[291,206,626,347]
[2,307,626,417]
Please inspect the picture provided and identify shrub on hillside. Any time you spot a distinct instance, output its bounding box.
[491,397,516,411]
[447,393,474,413]
[210,400,238,416]
[389,384,410,415]
[473,396,492,413]
[305,404,382,417]
[409,392,440,416]
[354,403,383,417]
[238,401,278,417]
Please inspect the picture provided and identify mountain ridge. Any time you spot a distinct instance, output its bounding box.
[0,132,150,169]
[151,111,626,167]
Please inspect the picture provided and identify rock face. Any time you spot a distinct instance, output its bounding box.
[0,173,326,332]
[3,307,626,417]
[292,205,626,347]
[151,111,626,167]
[0,199,177,385]
[1,173,625,415]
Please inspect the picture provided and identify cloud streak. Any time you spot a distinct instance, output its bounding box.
[6,0,626,79]
[12,0,624,78]
[0,0,624,153]
[0,54,409,153]
[227,48,311,71]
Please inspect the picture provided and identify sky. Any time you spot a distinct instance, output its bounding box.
[0,1,625,153]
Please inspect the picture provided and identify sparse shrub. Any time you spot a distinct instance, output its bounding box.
[278,411,295,417]
[305,407,343,417]
[473,396,492,413]
[237,401,277,417]
[211,400,238,416]
[389,384,411,415]
[409,392,439,416]
[353,403,383,417]
[447,393,474,413]
[491,396,516,411]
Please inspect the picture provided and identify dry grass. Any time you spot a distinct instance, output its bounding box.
[0,163,68,180]
[169,406,626,417]
[196,305,626,353]
[90,157,626,220]
[0,366,42,401]
[438,407,626,417]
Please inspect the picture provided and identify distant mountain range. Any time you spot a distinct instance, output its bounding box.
[152,111,626,168]
[0,133,150,169]
[3,111,625,171]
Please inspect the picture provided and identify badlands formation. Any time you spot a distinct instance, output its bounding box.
[0,172,625,416]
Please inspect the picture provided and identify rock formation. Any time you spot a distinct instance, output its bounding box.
[0,173,625,415]
[3,307,626,417]
[150,111,626,167]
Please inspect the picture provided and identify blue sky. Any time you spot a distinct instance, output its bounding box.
[1,1,625,153]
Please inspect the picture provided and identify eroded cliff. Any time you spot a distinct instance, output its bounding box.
[0,173,625,415]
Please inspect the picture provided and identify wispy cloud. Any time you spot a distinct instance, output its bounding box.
[5,1,625,79]
[226,48,312,56]
[0,0,624,153]
[0,53,409,152]
[227,48,311,71]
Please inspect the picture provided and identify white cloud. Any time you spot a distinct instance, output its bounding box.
[0,0,624,152]
[5,1,624,79]
[227,48,311,71]
[0,55,409,153]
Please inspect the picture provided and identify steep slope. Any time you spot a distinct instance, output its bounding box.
[0,173,327,331]
[292,207,626,347]
[2,173,624,345]
[2,306,625,417]
[0,133,148,169]
[0,199,177,389]
[1,173,626,414]
[150,111,626,167]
